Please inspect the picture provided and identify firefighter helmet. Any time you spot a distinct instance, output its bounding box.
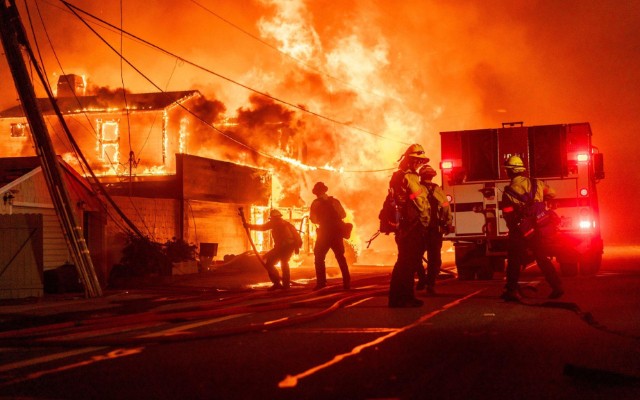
[269,209,283,218]
[504,155,526,173]
[312,181,328,195]
[403,144,430,160]
[420,164,437,179]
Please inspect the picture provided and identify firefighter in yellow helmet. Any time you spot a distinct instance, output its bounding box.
[388,144,431,307]
[244,209,302,290]
[501,155,563,301]
[417,164,453,295]
[310,182,351,291]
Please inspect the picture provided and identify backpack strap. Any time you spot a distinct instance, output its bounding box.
[504,179,538,205]
[528,179,538,203]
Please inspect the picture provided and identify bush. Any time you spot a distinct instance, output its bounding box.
[164,237,197,263]
[115,233,171,277]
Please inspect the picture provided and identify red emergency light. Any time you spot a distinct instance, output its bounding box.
[579,219,595,230]
[577,153,589,162]
[441,160,453,171]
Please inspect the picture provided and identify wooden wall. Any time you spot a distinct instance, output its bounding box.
[0,214,43,299]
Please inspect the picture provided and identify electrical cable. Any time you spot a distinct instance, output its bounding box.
[188,0,404,107]
[60,0,409,147]
[20,42,148,240]
[28,0,152,238]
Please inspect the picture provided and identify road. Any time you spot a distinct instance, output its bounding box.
[1,246,639,399]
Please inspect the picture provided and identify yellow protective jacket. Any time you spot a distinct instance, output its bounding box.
[390,168,430,229]
[423,182,453,230]
[246,218,299,248]
[501,175,555,230]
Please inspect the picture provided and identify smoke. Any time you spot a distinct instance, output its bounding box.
[1,0,639,245]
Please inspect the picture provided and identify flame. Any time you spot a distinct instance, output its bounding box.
[178,117,189,154]
[0,0,634,246]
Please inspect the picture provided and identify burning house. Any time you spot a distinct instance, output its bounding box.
[0,76,285,292]
[0,74,210,175]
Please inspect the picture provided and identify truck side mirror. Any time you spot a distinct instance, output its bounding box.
[593,153,605,180]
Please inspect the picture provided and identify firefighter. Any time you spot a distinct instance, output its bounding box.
[309,182,351,290]
[388,144,431,308]
[417,164,453,295]
[244,209,300,290]
[501,155,564,301]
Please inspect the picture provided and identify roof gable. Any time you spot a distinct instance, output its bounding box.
[0,90,201,118]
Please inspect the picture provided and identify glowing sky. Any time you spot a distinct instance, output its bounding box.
[1,0,639,245]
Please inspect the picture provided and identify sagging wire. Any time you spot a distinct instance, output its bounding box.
[118,0,136,178]
[17,40,148,240]
[26,0,153,238]
[60,1,410,148]
[61,8,397,175]
[188,0,405,108]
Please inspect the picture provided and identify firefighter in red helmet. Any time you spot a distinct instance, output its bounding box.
[387,144,431,307]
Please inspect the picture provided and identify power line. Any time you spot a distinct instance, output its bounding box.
[188,0,402,107]
[61,1,402,174]
[60,0,409,147]
[25,0,155,238]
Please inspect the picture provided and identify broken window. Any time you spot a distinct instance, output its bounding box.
[97,119,120,166]
[10,122,28,138]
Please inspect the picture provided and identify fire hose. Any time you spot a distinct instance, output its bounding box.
[0,287,387,348]
[238,207,267,269]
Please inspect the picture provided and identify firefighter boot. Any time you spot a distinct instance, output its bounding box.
[500,290,521,302]
[548,288,564,299]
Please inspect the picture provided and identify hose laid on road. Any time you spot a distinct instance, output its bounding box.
[521,299,640,341]
[0,287,388,348]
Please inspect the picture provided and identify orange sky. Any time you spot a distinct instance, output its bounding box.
[1,0,639,246]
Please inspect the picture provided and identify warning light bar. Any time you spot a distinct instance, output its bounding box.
[441,160,453,171]
[577,153,589,162]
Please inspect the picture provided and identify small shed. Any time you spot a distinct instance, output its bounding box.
[0,157,106,298]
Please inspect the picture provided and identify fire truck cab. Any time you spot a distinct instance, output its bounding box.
[440,122,604,279]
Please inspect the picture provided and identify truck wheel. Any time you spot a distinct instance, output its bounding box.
[457,265,477,280]
[477,258,500,280]
[560,262,578,277]
[580,251,602,276]
[491,257,505,273]
[455,243,485,280]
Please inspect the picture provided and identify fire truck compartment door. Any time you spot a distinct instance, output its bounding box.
[451,184,485,235]
[498,126,528,180]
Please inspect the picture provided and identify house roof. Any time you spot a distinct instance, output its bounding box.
[0,156,95,197]
[0,90,200,118]
[0,157,41,188]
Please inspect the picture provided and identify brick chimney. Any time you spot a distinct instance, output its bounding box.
[56,74,86,97]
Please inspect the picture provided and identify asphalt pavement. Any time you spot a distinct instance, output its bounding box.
[0,257,388,333]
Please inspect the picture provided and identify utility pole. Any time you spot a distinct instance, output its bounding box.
[0,0,102,297]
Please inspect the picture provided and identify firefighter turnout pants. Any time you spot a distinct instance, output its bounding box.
[314,228,350,288]
[390,223,425,305]
[505,233,562,293]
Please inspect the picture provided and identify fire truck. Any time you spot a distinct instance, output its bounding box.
[439,122,604,279]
